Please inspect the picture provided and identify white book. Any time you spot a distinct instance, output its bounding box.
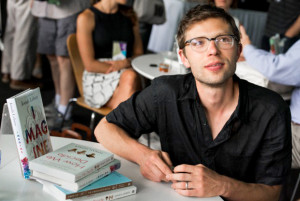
[29,143,114,182]
[43,183,137,201]
[6,88,53,179]
[32,159,121,192]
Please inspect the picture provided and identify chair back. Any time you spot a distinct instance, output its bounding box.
[67,33,84,97]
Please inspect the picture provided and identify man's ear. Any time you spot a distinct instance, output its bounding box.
[178,49,191,68]
[237,43,243,58]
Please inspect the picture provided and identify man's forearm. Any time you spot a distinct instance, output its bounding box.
[221,175,281,201]
[94,117,151,165]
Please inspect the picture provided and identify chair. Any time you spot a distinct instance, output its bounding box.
[62,33,112,133]
[51,123,92,141]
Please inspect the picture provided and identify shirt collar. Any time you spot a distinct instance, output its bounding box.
[178,73,249,124]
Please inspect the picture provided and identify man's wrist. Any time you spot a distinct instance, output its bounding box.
[219,175,231,198]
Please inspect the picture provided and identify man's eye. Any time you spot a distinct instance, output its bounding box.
[219,37,231,43]
[192,39,205,46]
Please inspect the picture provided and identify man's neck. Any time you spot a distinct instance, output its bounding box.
[196,78,239,139]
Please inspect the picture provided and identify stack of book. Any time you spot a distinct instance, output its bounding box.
[5,88,136,200]
[29,142,137,201]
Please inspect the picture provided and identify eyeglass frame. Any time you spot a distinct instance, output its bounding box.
[183,34,239,52]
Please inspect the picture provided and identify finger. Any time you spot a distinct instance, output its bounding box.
[173,164,195,173]
[240,26,247,38]
[175,189,197,197]
[171,180,193,190]
[145,163,168,182]
[167,172,192,182]
[161,152,173,169]
[155,152,173,176]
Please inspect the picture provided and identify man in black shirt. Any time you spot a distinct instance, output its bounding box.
[95,5,291,201]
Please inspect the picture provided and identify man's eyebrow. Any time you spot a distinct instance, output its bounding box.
[191,33,234,39]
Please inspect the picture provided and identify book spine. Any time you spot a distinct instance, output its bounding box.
[75,155,114,181]
[70,186,137,201]
[67,181,133,199]
[74,161,121,191]
[6,98,30,179]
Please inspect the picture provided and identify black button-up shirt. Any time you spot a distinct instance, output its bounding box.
[107,73,291,185]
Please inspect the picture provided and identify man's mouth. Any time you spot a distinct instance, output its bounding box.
[205,62,224,71]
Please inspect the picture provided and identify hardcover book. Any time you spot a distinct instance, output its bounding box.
[44,183,137,201]
[29,143,114,182]
[32,159,121,192]
[6,88,53,179]
[43,171,133,200]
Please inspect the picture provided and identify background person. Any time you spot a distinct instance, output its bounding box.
[262,0,300,52]
[95,5,291,201]
[31,0,90,129]
[1,0,39,90]
[76,0,143,109]
[240,26,300,168]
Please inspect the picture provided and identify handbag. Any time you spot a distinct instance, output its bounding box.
[133,0,166,25]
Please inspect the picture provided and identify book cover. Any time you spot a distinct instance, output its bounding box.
[32,159,121,192]
[29,143,114,182]
[70,185,137,201]
[44,183,137,201]
[6,88,53,179]
[45,171,133,200]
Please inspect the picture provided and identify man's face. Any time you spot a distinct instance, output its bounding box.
[179,18,241,87]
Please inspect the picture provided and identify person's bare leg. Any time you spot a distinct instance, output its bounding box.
[57,56,75,108]
[106,69,141,109]
[47,55,60,96]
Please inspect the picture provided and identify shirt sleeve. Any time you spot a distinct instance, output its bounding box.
[243,41,300,86]
[254,102,292,185]
[106,84,158,139]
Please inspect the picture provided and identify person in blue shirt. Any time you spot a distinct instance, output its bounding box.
[240,25,300,169]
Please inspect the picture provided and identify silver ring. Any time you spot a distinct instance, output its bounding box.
[185,181,189,190]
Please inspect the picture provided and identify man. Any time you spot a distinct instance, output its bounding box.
[240,26,300,169]
[95,5,291,201]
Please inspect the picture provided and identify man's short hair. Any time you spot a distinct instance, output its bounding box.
[177,4,240,49]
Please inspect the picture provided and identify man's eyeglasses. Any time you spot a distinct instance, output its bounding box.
[184,35,237,52]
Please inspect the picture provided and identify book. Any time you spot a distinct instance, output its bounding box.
[44,183,137,201]
[6,88,53,179]
[32,159,121,192]
[29,143,114,182]
[44,171,133,200]
[69,185,137,201]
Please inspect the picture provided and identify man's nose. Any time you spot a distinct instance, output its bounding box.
[207,40,219,55]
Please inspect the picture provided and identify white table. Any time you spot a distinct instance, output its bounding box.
[132,53,187,80]
[0,134,223,201]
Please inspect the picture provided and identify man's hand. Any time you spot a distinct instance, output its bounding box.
[138,150,173,182]
[240,25,251,47]
[167,164,226,197]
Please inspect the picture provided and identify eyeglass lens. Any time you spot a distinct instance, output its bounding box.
[188,35,235,52]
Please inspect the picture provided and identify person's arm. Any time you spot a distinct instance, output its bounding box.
[94,117,173,182]
[167,164,281,201]
[240,25,300,86]
[76,9,111,73]
[285,15,300,38]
